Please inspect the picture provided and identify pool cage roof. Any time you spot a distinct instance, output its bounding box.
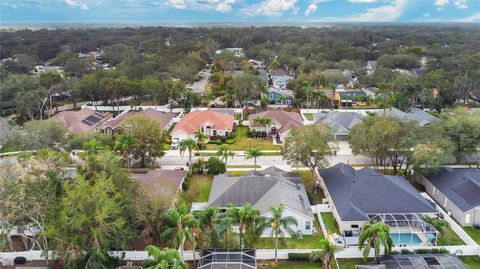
[198,249,256,269]
[378,254,467,269]
[368,213,438,245]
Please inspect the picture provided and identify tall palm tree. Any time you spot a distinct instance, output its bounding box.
[114,133,137,172]
[179,138,198,171]
[195,131,208,150]
[144,245,186,269]
[195,207,220,248]
[358,222,393,263]
[216,144,235,166]
[268,205,298,263]
[222,204,237,248]
[160,205,199,261]
[310,239,343,269]
[230,203,262,248]
[254,117,273,136]
[245,148,262,170]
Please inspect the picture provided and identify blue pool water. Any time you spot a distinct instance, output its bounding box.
[390,233,422,245]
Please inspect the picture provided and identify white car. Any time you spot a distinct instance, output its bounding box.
[171,139,179,150]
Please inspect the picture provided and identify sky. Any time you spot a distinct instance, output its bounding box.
[1,0,480,24]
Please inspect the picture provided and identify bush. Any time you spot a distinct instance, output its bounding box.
[182,174,192,191]
[225,139,236,144]
[68,131,113,150]
[414,248,449,254]
[288,253,310,261]
[208,139,222,145]
[206,157,226,175]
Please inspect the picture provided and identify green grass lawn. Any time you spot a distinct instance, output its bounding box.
[463,227,480,244]
[206,126,282,150]
[260,259,365,269]
[227,164,261,168]
[321,213,340,235]
[255,235,324,249]
[303,113,314,121]
[0,145,18,153]
[180,174,213,209]
[460,256,480,269]
[225,170,247,176]
[437,225,465,246]
[297,171,325,204]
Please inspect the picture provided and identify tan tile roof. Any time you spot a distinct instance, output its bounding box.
[172,110,234,135]
[51,108,112,134]
[105,108,175,130]
[249,110,303,134]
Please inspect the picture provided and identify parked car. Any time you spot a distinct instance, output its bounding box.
[171,138,179,149]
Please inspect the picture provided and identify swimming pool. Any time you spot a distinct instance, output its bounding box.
[390,233,422,245]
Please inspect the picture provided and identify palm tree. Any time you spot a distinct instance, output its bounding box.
[195,207,220,248]
[144,245,186,269]
[222,204,237,248]
[268,205,298,263]
[216,144,235,166]
[114,133,137,172]
[179,138,198,171]
[160,205,199,261]
[195,131,208,150]
[358,222,393,263]
[245,148,262,170]
[254,117,273,136]
[230,203,262,248]
[310,239,343,269]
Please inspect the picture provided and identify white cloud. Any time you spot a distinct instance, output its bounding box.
[349,0,387,2]
[64,0,89,10]
[422,12,430,17]
[434,0,449,6]
[305,3,317,16]
[457,12,480,22]
[452,0,467,9]
[247,0,299,16]
[167,0,187,9]
[215,0,236,12]
[344,0,407,21]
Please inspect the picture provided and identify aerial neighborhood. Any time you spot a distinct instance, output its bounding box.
[0,24,480,269]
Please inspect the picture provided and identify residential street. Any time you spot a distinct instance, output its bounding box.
[188,68,211,93]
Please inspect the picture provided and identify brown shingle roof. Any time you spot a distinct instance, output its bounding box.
[249,110,303,134]
[104,108,175,131]
[131,169,187,198]
[172,110,234,135]
[51,108,112,134]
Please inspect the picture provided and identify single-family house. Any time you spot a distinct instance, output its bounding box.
[249,59,265,69]
[335,90,369,107]
[316,111,364,141]
[266,87,294,106]
[103,108,175,135]
[51,108,112,134]
[131,169,187,204]
[32,65,64,77]
[207,167,315,237]
[366,60,378,75]
[379,107,439,126]
[249,110,303,144]
[215,48,244,57]
[355,254,466,269]
[270,75,294,90]
[318,163,438,246]
[171,110,234,142]
[420,168,480,226]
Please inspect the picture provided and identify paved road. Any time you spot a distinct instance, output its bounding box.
[188,69,211,93]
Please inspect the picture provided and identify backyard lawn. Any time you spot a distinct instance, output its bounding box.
[180,174,213,209]
[303,113,314,121]
[437,226,465,246]
[321,212,340,235]
[460,256,480,269]
[297,171,325,204]
[206,126,282,150]
[260,259,366,269]
[463,227,480,244]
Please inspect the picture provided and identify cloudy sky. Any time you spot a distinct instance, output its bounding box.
[1,0,479,23]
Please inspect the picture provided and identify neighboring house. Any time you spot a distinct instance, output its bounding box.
[207,166,315,237]
[51,108,112,134]
[318,163,438,246]
[266,87,294,106]
[335,90,369,107]
[355,254,466,269]
[171,110,234,142]
[198,249,256,269]
[420,168,480,226]
[103,108,175,135]
[316,111,364,141]
[32,65,64,77]
[270,75,294,90]
[379,107,439,126]
[215,48,244,57]
[366,60,378,75]
[249,110,303,144]
[131,169,187,204]
[249,59,265,69]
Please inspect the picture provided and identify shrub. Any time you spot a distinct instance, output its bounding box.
[400,249,413,254]
[68,131,113,150]
[288,253,310,261]
[225,139,236,144]
[182,174,192,191]
[208,139,222,145]
[414,248,449,254]
[206,157,226,175]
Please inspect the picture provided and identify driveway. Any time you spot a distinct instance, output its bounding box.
[188,69,211,94]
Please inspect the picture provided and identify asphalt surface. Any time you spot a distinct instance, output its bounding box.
[188,69,211,93]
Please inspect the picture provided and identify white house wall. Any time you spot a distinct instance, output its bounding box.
[260,207,314,237]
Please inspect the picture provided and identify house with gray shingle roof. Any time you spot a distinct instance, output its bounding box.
[207,166,315,237]
[319,163,438,245]
[377,107,439,127]
[420,168,480,226]
[316,111,364,141]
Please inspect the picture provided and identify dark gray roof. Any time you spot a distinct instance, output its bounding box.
[208,166,313,219]
[380,107,438,127]
[316,111,364,136]
[356,254,467,269]
[425,167,480,212]
[319,163,438,221]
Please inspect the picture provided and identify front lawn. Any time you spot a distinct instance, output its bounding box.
[303,113,314,121]
[463,227,480,244]
[437,225,465,246]
[297,171,325,204]
[180,174,213,209]
[460,256,480,269]
[227,164,261,168]
[321,212,340,235]
[206,126,282,150]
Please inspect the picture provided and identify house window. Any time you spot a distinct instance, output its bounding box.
[351,224,359,229]
[286,99,291,105]
[305,221,311,230]
[225,131,228,136]
[465,214,471,224]
[213,130,217,136]
[269,94,274,99]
